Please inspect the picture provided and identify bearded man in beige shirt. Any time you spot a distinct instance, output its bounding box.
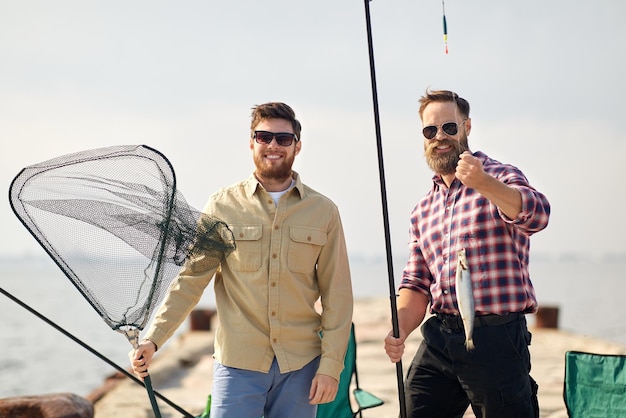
[131,102,353,418]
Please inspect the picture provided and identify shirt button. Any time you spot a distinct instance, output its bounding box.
[239,233,244,238]
[271,311,276,316]
[273,338,277,343]
[267,199,273,204]
[443,290,449,295]
[271,282,276,287]
[272,253,277,259]
[307,236,312,241]
[274,225,279,230]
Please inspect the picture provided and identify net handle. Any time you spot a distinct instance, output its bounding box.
[124,328,163,418]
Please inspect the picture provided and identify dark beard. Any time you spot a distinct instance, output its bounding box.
[424,136,470,175]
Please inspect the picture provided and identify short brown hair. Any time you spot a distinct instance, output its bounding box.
[418,89,470,120]
[250,102,302,140]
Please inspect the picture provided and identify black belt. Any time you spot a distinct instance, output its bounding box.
[435,312,523,331]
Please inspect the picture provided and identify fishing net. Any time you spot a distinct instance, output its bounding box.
[8,144,235,416]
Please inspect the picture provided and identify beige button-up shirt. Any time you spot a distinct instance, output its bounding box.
[144,172,353,380]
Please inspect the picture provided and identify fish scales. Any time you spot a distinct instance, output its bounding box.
[455,248,475,350]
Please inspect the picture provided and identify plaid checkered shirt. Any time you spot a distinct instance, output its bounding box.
[399,151,551,315]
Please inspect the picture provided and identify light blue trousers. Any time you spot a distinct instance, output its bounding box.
[210,356,320,418]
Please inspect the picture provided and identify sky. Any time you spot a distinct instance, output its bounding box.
[1,0,625,262]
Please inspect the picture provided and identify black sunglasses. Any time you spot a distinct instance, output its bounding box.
[253,131,298,146]
[422,120,466,140]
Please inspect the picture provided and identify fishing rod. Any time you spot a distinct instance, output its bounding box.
[0,287,194,418]
[361,1,407,417]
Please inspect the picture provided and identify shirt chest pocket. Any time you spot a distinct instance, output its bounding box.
[288,226,327,274]
[229,225,263,272]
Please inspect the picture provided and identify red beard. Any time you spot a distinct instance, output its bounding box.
[253,152,295,182]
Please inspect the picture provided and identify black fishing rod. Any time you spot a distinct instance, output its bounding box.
[0,287,194,418]
[362,1,407,417]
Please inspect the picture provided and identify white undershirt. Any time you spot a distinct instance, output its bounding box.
[268,179,296,206]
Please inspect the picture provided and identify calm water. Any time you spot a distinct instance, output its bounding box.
[1,255,625,398]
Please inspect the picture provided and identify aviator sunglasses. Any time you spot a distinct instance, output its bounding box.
[422,119,466,140]
[253,131,299,146]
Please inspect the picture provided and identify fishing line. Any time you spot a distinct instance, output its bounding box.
[0,287,195,418]
[362,1,407,417]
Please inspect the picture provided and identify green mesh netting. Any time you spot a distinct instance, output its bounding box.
[9,144,235,332]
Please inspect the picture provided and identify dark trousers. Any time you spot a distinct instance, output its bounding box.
[404,314,539,418]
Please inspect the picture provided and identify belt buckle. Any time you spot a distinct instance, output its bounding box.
[441,316,450,328]
[441,314,460,330]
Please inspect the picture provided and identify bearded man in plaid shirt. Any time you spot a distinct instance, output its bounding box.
[384,89,550,418]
